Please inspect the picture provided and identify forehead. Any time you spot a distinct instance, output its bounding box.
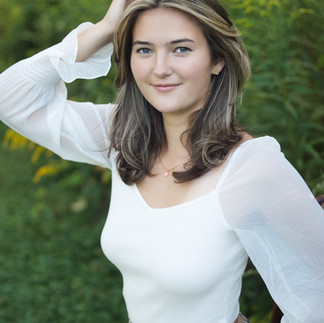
[132,7,206,43]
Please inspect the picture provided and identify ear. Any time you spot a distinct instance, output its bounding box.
[211,59,226,76]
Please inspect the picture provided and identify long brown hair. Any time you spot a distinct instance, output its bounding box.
[109,0,251,184]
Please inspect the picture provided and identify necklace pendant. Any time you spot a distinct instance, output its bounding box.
[164,172,169,177]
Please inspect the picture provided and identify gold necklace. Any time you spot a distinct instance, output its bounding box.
[159,157,188,177]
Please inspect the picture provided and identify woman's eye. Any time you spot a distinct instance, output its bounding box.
[174,47,191,54]
[136,48,152,54]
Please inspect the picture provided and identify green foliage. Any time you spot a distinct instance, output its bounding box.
[0,0,116,253]
[0,1,124,321]
[0,0,116,102]
[240,263,274,322]
[0,124,127,322]
[227,0,324,190]
[226,1,324,319]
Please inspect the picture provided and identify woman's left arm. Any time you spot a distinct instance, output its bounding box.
[219,137,324,323]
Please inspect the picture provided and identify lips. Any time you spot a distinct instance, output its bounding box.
[152,83,180,92]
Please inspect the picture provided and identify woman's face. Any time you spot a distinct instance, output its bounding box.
[130,7,224,118]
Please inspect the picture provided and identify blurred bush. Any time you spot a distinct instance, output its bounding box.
[228,0,324,190]
[226,1,324,320]
[0,0,116,220]
[0,129,127,322]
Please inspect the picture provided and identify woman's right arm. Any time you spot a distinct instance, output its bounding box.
[76,0,132,62]
[0,0,132,168]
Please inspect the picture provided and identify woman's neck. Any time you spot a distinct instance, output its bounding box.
[162,114,190,160]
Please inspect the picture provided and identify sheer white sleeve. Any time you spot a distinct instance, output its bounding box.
[219,136,324,323]
[0,22,114,169]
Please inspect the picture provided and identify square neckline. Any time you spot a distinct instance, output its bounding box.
[132,136,272,213]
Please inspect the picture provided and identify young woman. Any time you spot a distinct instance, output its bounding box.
[1,0,323,322]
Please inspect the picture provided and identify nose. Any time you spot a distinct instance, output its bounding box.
[153,51,173,78]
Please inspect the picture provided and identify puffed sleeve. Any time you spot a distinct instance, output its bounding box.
[218,136,324,323]
[0,22,114,169]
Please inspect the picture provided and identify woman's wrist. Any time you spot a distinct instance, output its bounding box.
[76,0,132,62]
[97,18,116,44]
[76,19,115,62]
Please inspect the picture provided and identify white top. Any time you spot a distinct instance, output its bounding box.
[1,23,324,323]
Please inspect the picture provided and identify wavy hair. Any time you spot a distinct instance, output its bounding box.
[109,0,251,184]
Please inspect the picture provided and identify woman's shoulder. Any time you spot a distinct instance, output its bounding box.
[235,135,281,159]
[225,135,282,169]
[219,135,287,189]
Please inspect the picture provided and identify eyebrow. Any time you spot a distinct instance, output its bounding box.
[132,38,195,46]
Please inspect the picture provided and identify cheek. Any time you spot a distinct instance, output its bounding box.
[130,60,150,99]
[130,56,139,80]
[130,57,147,83]
[182,54,213,83]
[186,65,212,89]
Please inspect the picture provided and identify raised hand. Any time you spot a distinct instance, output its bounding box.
[76,0,135,62]
[103,0,135,31]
